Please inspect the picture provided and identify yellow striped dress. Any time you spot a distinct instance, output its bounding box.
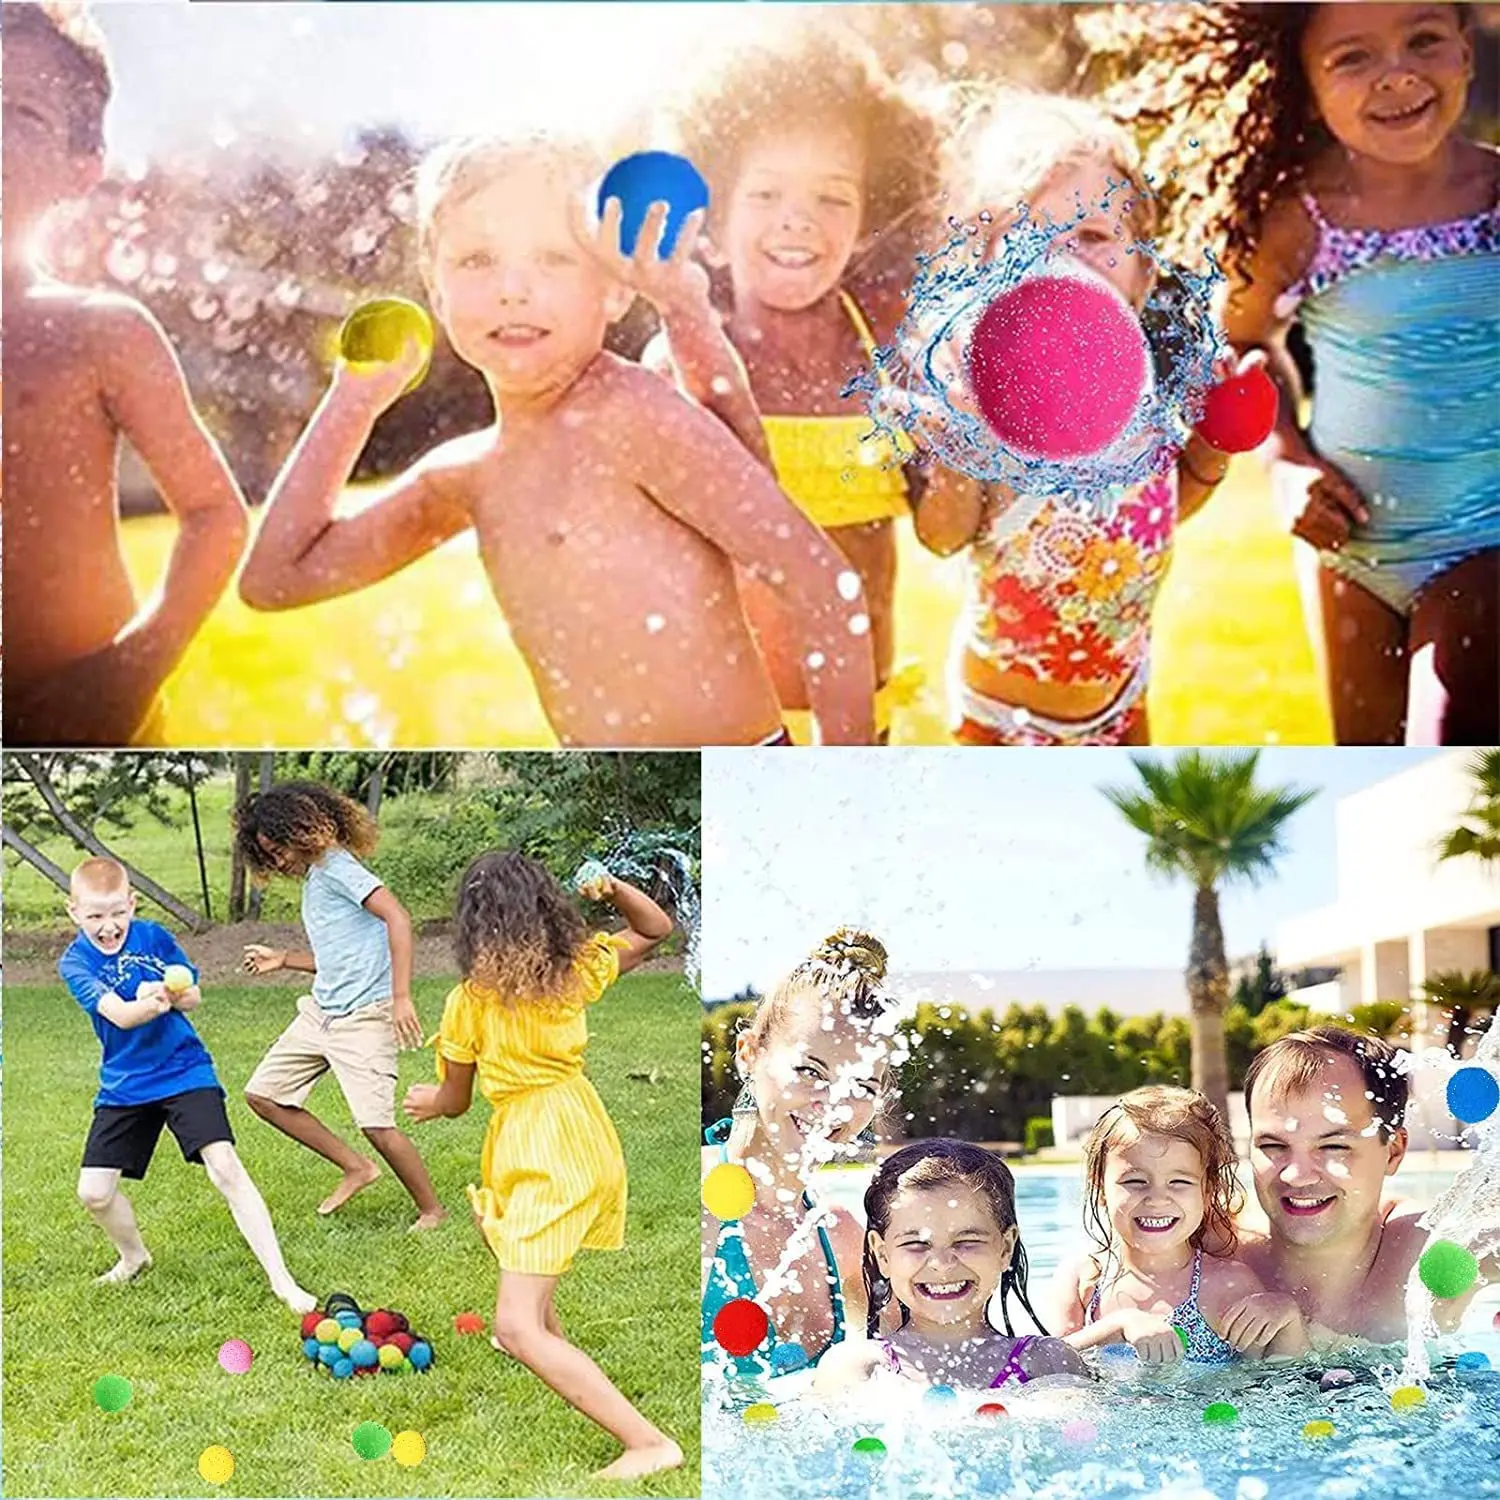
[435,932,630,1277]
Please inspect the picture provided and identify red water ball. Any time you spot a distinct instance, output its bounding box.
[713,1299,770,1357]
[976,1402,1008,1419]
[1195,363,1278,453]
[365,1310,400,1340]
[966,269,1149,460]
[300,1312,323,1340]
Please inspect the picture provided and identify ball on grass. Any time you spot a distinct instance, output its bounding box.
[337,1328,362,1354]
[1419,1239,1478,1299]
[365,1310,400,1340]
[217,1339,253,1375]
[352,1421,393,1460]
[409,1340,433,1371]
[93,1375,132,1413]
[300,1312,323,1340]
[388,1332,415,1355]
[317,1345,340,1368]
[378,1344,404,1370]
[314,1319,341,1344]
[335,1311,363,1332]
[197,1446,234,1485]
[332,1358,354,1380]
[302,1338,320,1361]
[392,1430,426,1467]
[349,1340,378,1369]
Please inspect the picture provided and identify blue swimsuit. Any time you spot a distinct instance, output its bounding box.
[1087,1246,1238,1365]
[700,1118,847,1377]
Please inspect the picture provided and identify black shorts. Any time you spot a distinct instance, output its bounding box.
[81,1087,234,1180]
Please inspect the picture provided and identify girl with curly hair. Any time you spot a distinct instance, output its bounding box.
[811,1139,1087,1393]
[655,20,945,743]
[1047,1086,1307,1363]
[402,851,680,1480]
[235,781,445,1231]
[1097,2,1498,744]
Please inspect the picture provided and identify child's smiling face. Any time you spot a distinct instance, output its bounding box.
[1103,1131,1208,1258]
[870,1180,1017,1331]
[1301,3,1472,166]
[722,122,865,311]
[69,881,136,956]
[429,161,630,396]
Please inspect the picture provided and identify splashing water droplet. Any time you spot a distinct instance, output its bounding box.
[848,614,870,637]
[645,614,666,634]
[835,570,862,602]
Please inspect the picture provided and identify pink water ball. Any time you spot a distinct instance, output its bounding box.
[217,1339,253,1375]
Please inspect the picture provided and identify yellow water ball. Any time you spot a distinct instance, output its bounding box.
[743,1403,778,1425]
[337,1327,362,1354]
[391,1430,426,1468]
[338,298,433,395]
[1302,1420,1335,1440]
[702,1163,756,1222]
[378,1343,404,1369]
[198,1447,234,1485]
[1391,1386,1427,1411]
[314,1318,341,1344]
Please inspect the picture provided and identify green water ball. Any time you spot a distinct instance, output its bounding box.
[93,1375,132,1412]
[852,1437,886,1458]
[1203,1402,1238,1425]
[1419,1239,1478,1299]
[352,1421,392,1460]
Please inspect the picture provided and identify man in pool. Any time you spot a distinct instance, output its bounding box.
[1237,1025,1497,1347]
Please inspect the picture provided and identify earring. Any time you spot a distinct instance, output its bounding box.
[856,1124,877,1147]
[732,1081,758,1116]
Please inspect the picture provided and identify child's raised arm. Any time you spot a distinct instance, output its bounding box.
[95,990,173,1030]
[619,373,877,744]
[595,875,673,975]
[238,350,474,610]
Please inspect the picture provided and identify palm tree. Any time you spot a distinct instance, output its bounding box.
[1437,749,1500,867]
[1103,751,1317,1122]
[1419,969,1500,1058]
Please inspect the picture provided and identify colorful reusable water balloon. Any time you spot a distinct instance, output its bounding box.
[597,152,709,259]
[217,1339,253,1375]
[701,1163,756,1221]
[1203,1402,1238,1425]
[1447,1066,1499,1124]
[391,1430,426,1467]
[743,1403,778,1425]
[198,1447,234,1485]
[338,298,433,395]
[1194,363,1278,452]
[712,1298,769,1357]
[93,1375,132,1412]
[1391,1385,1426,1411]
[1419,1239,1478,1299]
[1303,1419,1335,1440]
[352,1421,392,1460]
[852,1437,886,1458]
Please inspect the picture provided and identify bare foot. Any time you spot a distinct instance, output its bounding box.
[96,1252,152,1285]
[317,1160,381,1215]
[277,1283,319,1315]
[408,1207,449,1233]
[593,1441,684,1481]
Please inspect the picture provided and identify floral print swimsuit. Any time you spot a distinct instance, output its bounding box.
[951,470,1179,745]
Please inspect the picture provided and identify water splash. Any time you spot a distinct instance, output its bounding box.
[845,191,1225,536]
[576,829,700,991]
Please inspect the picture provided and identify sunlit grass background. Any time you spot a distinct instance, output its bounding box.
[124,457,1330,747]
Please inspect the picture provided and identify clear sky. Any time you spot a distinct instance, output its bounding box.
[701,748,1442,997]
[92,2,752,168]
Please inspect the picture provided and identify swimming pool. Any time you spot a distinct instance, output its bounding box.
[704,1162,1500,1500]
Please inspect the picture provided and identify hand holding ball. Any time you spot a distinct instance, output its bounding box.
[596,152,709,259]
[1193,359,1278,453]
[163,964,194,994]
[338,298,434,397]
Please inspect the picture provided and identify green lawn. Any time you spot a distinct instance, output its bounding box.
[123,457,1330,747]
[2,972,700,1498]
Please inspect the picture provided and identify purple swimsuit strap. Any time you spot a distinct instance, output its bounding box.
[990,1334,1034,1388]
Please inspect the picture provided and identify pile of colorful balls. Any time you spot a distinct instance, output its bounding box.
[299,1292,435,1381]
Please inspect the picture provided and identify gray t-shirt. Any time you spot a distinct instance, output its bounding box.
[302,848,391,1016]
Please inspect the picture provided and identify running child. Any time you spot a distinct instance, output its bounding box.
[661,21,947,741]
[910,91,1247,746]
[235,781,446,1231]
[60,857,315,1313]
[702,930,899,1378]
[2,2,249,746]
[401,851,681,1480]
[237,131,875,746]
[813,1139,1088,1392]
[1047,1085,1308,1362]
[1103,2,1498,743]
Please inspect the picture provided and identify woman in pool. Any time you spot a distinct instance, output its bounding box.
[701,929,900,1379]
[813,1138,1087,1392]
[1048,1085,1307,1363]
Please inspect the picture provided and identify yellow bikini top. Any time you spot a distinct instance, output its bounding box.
[761,291,913,530]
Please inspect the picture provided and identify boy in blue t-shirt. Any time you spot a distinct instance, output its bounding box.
[62,857,316,1313]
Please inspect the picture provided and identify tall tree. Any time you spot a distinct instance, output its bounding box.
[1103,751,1316,1121]
[1438,749,1500,868]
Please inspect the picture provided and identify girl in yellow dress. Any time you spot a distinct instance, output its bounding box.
[402,850,680,1481]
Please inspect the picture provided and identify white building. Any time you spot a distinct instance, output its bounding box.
[893,968,1188,1019]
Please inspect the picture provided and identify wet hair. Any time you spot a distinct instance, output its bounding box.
[668,20,942,249]
[2,1,112,155]
[232,781,378,883]
[452,849,590,1006]
[1083,3,1472,278]
[946,87,1158,239]
[739,927,894,1055]
[1244,1024,1409,1140]
[862,1138,1047,1339]
[1082,1086,1242,1280]
[69,855,129,900]
[414,131,606,273]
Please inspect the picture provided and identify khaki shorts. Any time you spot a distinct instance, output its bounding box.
[245,995,397,1129]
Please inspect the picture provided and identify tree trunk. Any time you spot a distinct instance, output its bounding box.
[184,757,213,922]
[2,822,73,892]
[247,752,274,921]
[229,755,252,921]
[1185,882,1231,1122]
[11,754,207,931]
[367,755,388,818]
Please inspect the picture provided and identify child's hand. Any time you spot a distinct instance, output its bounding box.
[570,195,711,320]
[391,996,424,1051]
[242,945,286,975]
[1220,1291,1303,1354]
[331,336,428,413]
[1117,1309,1184,1364]
[134,983,172,1018]
[1272,453,1369,550]
[402,1083,443,1125]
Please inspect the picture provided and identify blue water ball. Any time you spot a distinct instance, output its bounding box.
[335,1311,364,1330]
[1447,1067,1499,1125]
[771,1342,808,1375]
[317,1344,340,1368]
[596,152,710,259]
[302,1337,321,1360]
[408,1341,433,1371]
[332,1357,354,1380]
[924,1384,958,1404]
[1456,1351,1492,1373]
[349,1339,379,1369]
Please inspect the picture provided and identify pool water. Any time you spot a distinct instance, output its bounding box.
[704,1164,1500,1499]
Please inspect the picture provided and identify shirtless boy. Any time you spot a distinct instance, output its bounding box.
[2,3,249,746]
[237,133,876,746]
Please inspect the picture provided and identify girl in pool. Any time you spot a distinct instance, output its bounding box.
[909,91,1248,746]
[402,851,681,1480]
[812,1139,1087,1392]
[1099,2,1497,743]
[660,21,944,743]
[702,929,900,1379]
[1048,1086,1307,1364]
